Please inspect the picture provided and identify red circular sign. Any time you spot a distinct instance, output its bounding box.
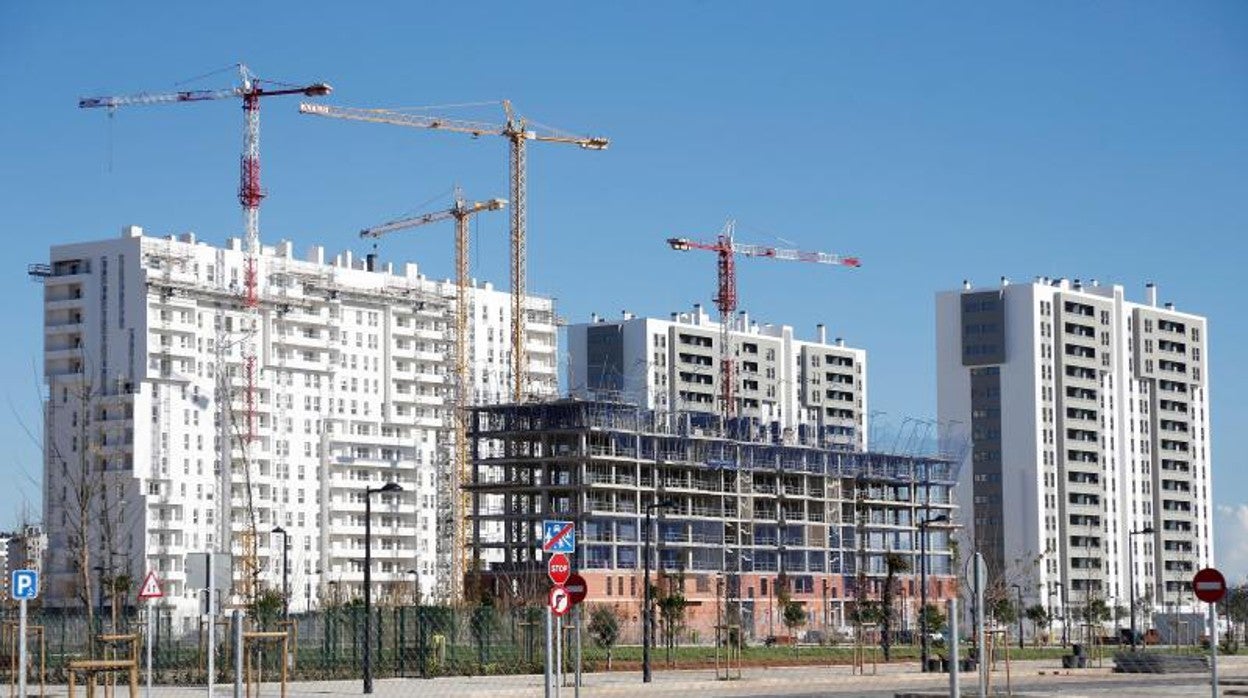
[1193,567,1227,603]
[565,573,588,605]
[547,553,571,586]
[549,585,571,617]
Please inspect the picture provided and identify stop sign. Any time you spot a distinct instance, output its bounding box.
[547,553,571,586]
[1193,567,1227,603]
[565,573,588,605]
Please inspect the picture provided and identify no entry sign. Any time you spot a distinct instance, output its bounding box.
[565,573,588,605]
[1193,567,1227,603]
[547,553,571,586]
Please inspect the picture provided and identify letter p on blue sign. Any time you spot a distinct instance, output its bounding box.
[11,570,38,601]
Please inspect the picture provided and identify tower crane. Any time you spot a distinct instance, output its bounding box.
[359,189,506,601]
[301,100,608,402]
[80,64,332,602]
[667,221,861,421]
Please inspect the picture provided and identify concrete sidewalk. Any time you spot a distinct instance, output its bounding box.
[31,655,1248,697]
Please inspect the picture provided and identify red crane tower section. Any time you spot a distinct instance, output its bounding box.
[80,64,331,443]
[667,223,860,420]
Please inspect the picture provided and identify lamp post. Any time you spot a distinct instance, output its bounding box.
[271,526,290,618]
[363,482,403,694]
[1128,526,1154,651]
[917,514,948,672]
[92,565,106,633]
[1054,581,1067,647]
[1011,583,1024,650]
[406,569,421,607]
[642,498,675,684]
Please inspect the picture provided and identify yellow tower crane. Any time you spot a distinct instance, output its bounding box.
[359,189,506,602]
[302,100,608,402]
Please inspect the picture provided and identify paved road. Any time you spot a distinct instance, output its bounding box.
[34,656,1248,697]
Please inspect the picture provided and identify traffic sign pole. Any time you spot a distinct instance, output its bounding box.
[1210,601,1218,698]
[207,553,215,698]
[18,598,26,698]
[11,569,38,698]
[544,605,553,698]
[146,606,155,698]
[1192,567,1227,698]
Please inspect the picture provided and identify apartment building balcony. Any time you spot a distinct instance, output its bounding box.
[283,356,332,373]
[413,371,446,385]
[45,318,84,335]
[326,524,418,539]
[584,500,639,515]
[328,545,415,561]
[407,348,442,363]
[43,294,86,313]
[282,308,326,325]
[44,344,86,363]
[43,266,90,284]
[151,341,197,359]
[585,471,639,487]
[272,331,327,350]
[529,360,557,376]
[153,313,199,334]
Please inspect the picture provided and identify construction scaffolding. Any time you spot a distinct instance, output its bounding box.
[467,399,959,640]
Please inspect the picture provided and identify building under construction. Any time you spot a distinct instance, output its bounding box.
[468,399,959,640]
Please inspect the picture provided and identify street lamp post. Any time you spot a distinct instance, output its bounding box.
[1011,583,1024,650]
[406,569,421,607]
[918,514,948,672]
[272,526,290,618]
[1128,526,1154,651]
[1054,581,1068,647]
[363,482,403,694]
[92,565,106,633]
[642,498,675,684]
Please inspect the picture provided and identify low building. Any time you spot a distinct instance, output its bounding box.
[467,399,958,641]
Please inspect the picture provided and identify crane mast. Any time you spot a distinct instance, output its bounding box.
[301,101,607,401]
[667,222,860,423]
[80,64,331,604]
[359,190,506,601]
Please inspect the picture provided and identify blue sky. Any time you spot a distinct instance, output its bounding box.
[3,3,1246,577]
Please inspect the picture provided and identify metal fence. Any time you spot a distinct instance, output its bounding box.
[0,605,569,683]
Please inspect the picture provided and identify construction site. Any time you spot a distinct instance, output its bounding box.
[467,399,959,643]
[17,61,968,689]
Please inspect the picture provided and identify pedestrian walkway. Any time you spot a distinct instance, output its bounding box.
[28,655,1248,697]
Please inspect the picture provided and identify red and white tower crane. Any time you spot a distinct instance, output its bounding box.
[80,64,332,599]
[80,64,331,442]
[667,221,861,421]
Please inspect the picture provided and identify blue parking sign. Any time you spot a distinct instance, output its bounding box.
[11,570,38,600]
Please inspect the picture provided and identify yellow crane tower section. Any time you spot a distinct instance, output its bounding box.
[302,100,607,402]
[359,189,507,602]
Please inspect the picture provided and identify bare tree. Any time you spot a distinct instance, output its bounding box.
[46,360,104,653]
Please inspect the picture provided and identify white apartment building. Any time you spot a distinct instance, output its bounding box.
[567,305,868,449]
[37,226,556,626]
[936,278,1212,623]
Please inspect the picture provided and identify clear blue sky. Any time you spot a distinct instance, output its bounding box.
[3,3,1246,577]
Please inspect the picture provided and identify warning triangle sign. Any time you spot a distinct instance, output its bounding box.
[138,571,163,600]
